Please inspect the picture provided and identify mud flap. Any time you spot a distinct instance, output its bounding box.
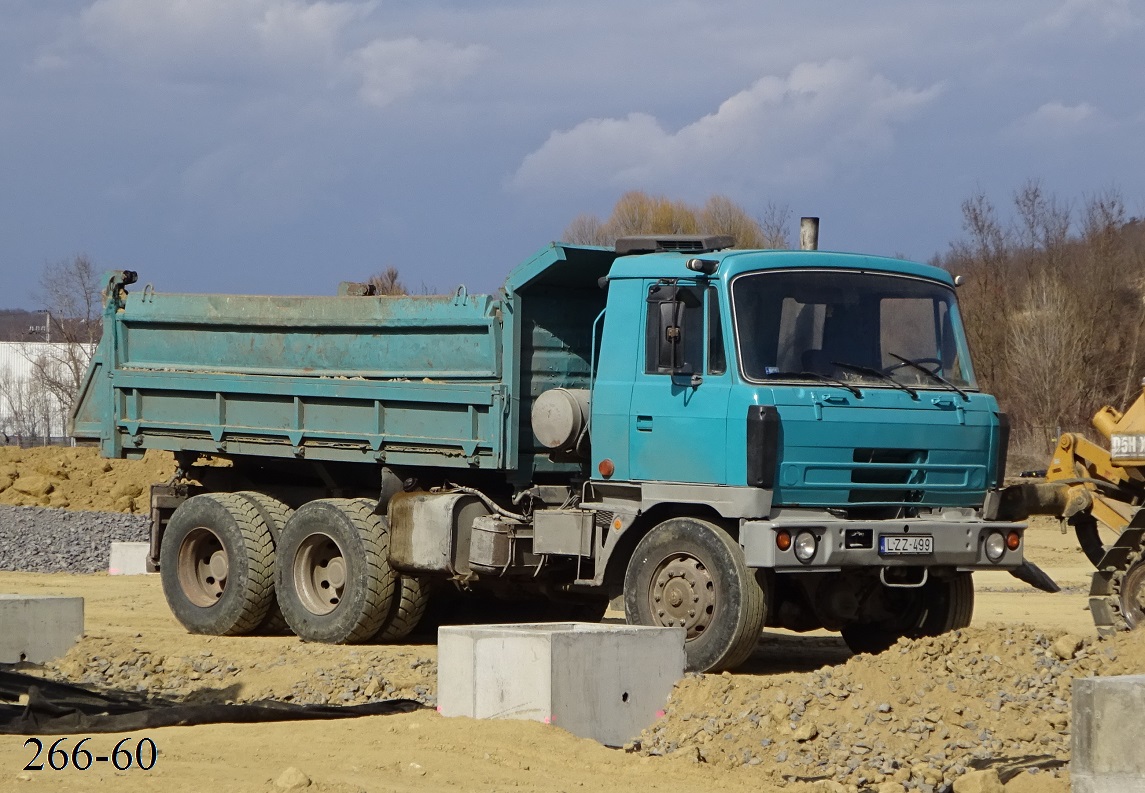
[1008,559,1061,593]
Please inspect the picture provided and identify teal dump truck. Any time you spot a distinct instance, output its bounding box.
[72,233,1038,671]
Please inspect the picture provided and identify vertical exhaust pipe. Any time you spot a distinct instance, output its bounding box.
[800,217,819,251]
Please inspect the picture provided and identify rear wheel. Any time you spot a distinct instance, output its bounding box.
[624,517,765,672]
[233,491,294,634]
[841,572,974,655]
[276,499,396,644]
[160,493,275,635]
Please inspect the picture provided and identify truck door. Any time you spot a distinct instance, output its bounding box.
[628,282,732,484]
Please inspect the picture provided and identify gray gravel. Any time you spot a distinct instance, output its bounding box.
[0,505,149,573]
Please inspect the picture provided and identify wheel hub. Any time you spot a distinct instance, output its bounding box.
[294,533,346,616]
[177,527,228,608]
[650,554,715,639]
[1121,560,1145,629]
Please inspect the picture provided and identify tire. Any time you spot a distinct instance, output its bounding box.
[363,498,430,642]
[624,517,766,672]
[840,572,974,655]
[233,491,294,635]
[159,493,276,636]
[276,498,397,644]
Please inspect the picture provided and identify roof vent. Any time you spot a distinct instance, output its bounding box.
[615,235,735,255]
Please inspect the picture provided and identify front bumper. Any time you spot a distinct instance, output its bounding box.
[741,517,1026,571]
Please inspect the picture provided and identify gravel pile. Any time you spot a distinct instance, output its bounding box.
[0,505,149,573]
[632,626,1145,792]
[42,639,438,708]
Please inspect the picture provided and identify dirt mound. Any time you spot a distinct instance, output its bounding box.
[637,625,1145,791]
[0,446,174,512]
[42,635,438,708]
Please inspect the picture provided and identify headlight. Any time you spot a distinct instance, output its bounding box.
[984,532,1006,562]
[794,531,818,563]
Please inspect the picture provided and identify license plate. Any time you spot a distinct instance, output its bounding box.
[878,535,933,556]
[1111,433,1145,462]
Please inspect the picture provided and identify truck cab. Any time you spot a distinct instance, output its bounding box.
[578,236,1023,668]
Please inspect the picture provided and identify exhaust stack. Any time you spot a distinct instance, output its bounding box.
[800,217,820,251]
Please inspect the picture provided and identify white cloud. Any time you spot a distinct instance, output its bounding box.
[509,59,941,194]
[349,37,488,108]
[51,0,484,107]
[1005,101,1108,140]
[1027,0,1141,36]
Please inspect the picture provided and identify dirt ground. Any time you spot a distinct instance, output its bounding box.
[0,448,1136,792]
[0,516,1130,793]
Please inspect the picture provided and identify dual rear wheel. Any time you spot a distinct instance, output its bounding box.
[160,494,427,643]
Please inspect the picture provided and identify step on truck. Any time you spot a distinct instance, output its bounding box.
[71,226,1040,671]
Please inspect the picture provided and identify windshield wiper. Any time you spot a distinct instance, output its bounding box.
[764,371,863,398]
[831,361,919,399]
[887,353,969,401]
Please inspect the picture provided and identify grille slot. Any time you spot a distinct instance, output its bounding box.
[849,448,926,503]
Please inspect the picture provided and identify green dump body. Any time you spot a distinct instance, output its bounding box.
[71,244,618,479]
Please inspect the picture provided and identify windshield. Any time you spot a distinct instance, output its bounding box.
[731,269,977,390]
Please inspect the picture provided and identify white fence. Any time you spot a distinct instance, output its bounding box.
[0,341,79,443]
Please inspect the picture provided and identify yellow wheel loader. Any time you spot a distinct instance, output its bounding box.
[993,388,1145,635]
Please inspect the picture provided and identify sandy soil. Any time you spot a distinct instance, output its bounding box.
[0,516,1123,793]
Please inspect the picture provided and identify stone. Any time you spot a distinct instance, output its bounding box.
[275,767,311,790]
[952,769,1004,793]
[11,475,52,497]
[792,722,819,742]
[1051,634,1083,661]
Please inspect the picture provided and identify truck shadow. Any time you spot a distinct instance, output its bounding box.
[736,631,853,676]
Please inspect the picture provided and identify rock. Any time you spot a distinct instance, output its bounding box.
[792,722,819,742]
[275,766,312,790]
[875,784,905,793]
[12,475,52,496]
[1051,634,1082,660]
[952,769,1004,793]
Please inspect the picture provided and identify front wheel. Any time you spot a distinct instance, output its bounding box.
[841,572,974,655]
[624,517,766,672]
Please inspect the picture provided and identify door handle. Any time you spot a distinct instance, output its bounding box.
[823,395,848,404]
[636,415,653,431]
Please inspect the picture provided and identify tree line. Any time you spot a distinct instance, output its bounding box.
[5,184,1143,465]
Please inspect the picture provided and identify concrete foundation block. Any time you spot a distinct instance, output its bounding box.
[437,622,685,747]
[1072,674,1145,793]
[108,542,151,575]
[0,595,84,664]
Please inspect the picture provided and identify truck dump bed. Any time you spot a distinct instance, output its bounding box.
[71,244,617,476]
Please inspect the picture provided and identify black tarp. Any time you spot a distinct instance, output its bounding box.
[0,670,422,735]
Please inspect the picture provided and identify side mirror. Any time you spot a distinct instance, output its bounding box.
[647,284,701,375]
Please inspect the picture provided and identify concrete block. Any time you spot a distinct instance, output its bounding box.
[0,595,84,664]
[438,622,685,746]
[108,542,151,575]
[1072,674,1145,793]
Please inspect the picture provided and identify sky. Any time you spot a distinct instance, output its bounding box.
[1,0,1143,305]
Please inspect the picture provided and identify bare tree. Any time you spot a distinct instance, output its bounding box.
[563,213,609,246]
[699,195,766,248]
[24,255,103,421]
[562,191,780,249]
[367,267,408,296]
[757,202,792,249]
[0,366,56,445]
